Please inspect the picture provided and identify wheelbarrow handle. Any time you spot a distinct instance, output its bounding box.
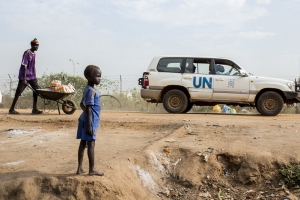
[26,83,40,96]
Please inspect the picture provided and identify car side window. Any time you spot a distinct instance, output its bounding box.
[157,58,183,73]
[185,58,210,75]
[195,63,210,74]
[214,62,239,76]
[185,58,196,73]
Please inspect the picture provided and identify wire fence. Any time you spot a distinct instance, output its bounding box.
[0,74,141,96]
[0,75,17,96]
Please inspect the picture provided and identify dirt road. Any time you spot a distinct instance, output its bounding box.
[0,109,300,200]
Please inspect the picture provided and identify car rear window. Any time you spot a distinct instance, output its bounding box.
[157,58,183,73]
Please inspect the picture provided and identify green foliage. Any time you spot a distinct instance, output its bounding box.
[280,164,300,188]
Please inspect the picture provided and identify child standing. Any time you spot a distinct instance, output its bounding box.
[76,65,103,176]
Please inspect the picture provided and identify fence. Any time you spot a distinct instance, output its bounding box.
[0,74,142,94]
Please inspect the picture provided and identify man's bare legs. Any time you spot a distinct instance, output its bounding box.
[76,140,86,174]
[33,95,38,111]
[9,95,20,114]
[87,140,104,176]
[9,94,41,114]
[31,94,42,114]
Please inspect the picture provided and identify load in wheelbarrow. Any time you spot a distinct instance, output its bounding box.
[27,84,77,115]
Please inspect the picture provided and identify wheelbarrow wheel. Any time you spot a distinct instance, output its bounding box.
[62,100,76,115]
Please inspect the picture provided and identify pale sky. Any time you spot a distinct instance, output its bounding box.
[0,0,300,90]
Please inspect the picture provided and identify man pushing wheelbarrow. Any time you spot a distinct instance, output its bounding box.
[9,38,42,115]
[9,38,77,115]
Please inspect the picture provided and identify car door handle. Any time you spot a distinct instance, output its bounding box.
[183,77,193,80]
[216,78,224,81]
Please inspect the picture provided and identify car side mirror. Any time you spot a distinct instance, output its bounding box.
[239,70,248,77]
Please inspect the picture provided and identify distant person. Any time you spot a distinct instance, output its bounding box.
[215,64,232,75]
[9,38,42,114]
[76,65,104,176]
[185,63,196,73]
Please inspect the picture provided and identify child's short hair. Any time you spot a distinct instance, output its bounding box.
[84,65,100,79]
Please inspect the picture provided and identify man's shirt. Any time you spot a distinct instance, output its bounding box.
[18,50,36,80]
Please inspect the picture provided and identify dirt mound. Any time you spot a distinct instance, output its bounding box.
[130,125,300,199]
[161,148,300,199]
[0,176,121,200]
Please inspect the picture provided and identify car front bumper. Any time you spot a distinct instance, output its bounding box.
[284,91,300,103]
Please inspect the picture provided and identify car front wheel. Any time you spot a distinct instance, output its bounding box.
[163,89,188,113]
[256,91,283,116]
[183,102,194,113]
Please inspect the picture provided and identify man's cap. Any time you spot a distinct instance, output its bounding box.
[30,38,39,45]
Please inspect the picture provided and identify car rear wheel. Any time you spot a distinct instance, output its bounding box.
[163,89,188,113]
[183,102,194,113]
[256,91,283,116]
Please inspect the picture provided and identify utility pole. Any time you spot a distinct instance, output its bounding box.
[8,74,12,92]
[120,75,122,97]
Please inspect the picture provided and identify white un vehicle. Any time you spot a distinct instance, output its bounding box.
[138,56,300,116]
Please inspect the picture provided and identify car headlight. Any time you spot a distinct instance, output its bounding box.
[287,82,294,90]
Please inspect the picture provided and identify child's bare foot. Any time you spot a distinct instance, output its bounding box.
[76,168,86,175]
[89,170,104,176]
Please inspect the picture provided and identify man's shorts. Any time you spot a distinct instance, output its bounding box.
[15,79,40,97]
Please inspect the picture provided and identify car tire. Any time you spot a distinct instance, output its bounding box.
[183,102,194,113]
[163,89,188,113]
[255,101,262,114]
[256,91,283,116]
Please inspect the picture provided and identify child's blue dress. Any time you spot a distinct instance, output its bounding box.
[76,85,101,141]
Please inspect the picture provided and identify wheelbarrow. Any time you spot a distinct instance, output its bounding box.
[27,84,77,115]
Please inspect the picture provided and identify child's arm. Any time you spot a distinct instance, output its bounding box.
[80,102,86,112]
[85,105,92,135]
